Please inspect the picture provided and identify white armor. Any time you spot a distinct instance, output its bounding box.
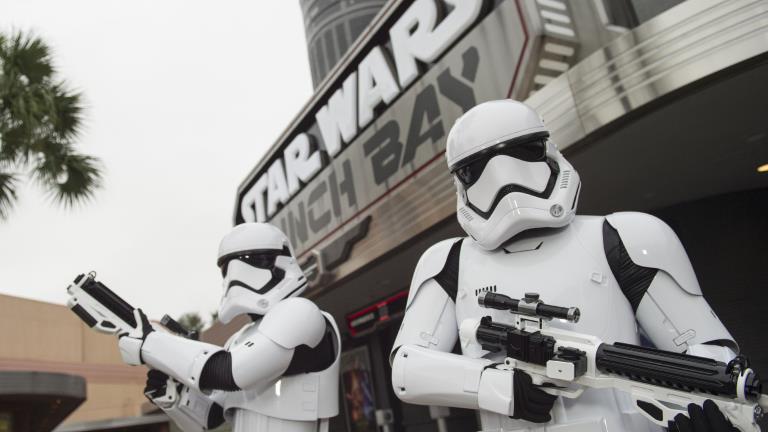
[128,223,340,432]
[151,383,223,432]
[217,222,308,322]
[391,100,738,431]
[445,100,579,251]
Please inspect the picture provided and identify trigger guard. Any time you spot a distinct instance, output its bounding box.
[630,394,685,426]
[150,378,179,409]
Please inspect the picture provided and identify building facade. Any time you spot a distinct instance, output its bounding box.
[232,0,768,430]
[0,293,169,432]
[300,0,388,88]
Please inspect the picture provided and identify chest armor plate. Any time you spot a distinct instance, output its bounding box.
[455,218,657,431]
[455,218,639,351]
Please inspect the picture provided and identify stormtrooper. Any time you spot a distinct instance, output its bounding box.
[121,223,340,432]
[390,100,742,431]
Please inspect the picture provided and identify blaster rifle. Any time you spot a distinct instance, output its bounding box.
[67,271,198,338]
[66,272,139,335]
[460,292,768,431]
[66,272,197,404]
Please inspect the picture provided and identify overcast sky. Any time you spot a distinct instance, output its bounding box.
[0,1,314,322]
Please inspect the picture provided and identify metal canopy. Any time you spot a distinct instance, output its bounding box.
[54,413,169,432]
[0,371,86,432]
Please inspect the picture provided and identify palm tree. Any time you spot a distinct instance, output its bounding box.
[177,312,205,334]
[0,30,101,219]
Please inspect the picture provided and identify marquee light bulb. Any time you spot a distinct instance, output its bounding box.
[758,163,768,173]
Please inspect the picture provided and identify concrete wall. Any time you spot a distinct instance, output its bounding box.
[0,293,147,425]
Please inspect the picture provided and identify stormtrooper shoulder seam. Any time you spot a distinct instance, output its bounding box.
[605,213,736,352]
[604,213,701,306]
[283,313,340,375]
[605,212,700,294]
[407,238,463,306]
[258,297,326,349]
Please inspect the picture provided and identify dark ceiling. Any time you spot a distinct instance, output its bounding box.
[568,55,768,215]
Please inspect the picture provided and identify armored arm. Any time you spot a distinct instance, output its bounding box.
[391,278,484,409]
[391,239,470,407]
[390,239,462,360]
[141,297,326,393]
[66,273,327,394]
[604,213,737,357]
[391,239,556,422]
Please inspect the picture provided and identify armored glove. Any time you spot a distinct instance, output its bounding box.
[144,369,179,409]
[117,308,154,365]
[479,365,557,423]
[510,369,558,423]
[668,400,737,432]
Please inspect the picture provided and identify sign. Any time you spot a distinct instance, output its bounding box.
[235,0,579,260]
[237,0,485,225]
[346,289,409,337]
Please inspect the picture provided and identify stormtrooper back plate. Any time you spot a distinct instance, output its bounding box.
[454,216,660,432]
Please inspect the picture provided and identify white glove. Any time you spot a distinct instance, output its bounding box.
[117,308,154,365]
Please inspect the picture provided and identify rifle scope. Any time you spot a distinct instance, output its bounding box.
[477,292,580,323]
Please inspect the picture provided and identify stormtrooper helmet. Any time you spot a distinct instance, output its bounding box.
[446,100,581,250]
[216,223,306,323]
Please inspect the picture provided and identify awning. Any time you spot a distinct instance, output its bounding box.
[0,371,86,432]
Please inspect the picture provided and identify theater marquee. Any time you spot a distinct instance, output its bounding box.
[235,0,579,282]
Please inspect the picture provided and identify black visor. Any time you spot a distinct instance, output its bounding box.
[451,132,549,188]
[218,246,291,278]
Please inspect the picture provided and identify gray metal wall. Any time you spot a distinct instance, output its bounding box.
[300,0,387,88]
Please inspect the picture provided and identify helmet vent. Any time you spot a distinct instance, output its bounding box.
[459,207,474,221]
[560,171,571,189]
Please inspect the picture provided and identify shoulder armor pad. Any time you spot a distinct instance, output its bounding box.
[406,238,463,306]
[606,212,701,295]
[259,297,325,349]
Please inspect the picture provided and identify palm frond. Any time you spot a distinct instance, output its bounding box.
[50,83,83,139]
[0,170,18,219]
[0,30,100,219]
[6,83,54,137]
[42,151,102,207]
[31,136,69,179]
[6,32,53,85]
[0,125,31,162]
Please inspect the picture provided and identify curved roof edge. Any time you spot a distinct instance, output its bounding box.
[525,0,768,151]
[0,371,86,399]
[55,413,169,432]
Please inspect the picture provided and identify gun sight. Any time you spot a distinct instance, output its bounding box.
[477,292,580,323]
[161,314,200,340]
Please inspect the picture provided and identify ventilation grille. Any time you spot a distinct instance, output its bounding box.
[560,171,571,189]
[459,207,474,221]
[475,285,497,296]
